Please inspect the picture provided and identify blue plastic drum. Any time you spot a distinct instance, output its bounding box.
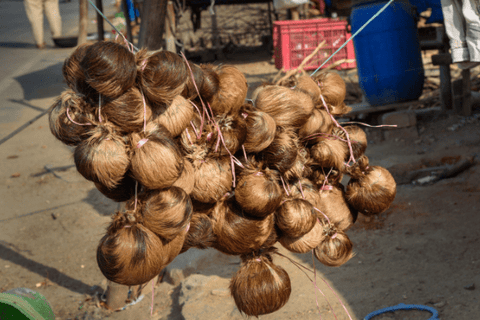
[350,0,425,106]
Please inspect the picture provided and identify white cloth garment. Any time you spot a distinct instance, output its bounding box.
[441,0,480,66]
[24,0,62,47]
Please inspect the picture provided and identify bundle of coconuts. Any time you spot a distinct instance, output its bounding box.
[49,40,396,316]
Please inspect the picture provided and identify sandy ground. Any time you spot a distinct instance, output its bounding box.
[1,3,480,320]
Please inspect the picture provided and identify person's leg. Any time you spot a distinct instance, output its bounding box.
[44,0,62,38]
[441,0,470,62]
[462,0,480,62]
[24,0,45,47]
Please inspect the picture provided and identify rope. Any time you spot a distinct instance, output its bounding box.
[87,0,140,52]
[310,0,395,77]
[364,303,439,320]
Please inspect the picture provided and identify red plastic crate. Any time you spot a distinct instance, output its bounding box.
[273,18,356,71]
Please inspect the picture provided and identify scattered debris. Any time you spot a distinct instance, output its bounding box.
[464,283,475,291]
[10,172,20,178]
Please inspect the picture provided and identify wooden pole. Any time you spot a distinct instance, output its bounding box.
[78,0,89,45]
[165,0,176,52]
[138,0,169,50]
[95,0,105,41]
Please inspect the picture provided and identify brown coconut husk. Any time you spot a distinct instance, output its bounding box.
[191,156,233,204]
[198,63,221,102]
[129,122,184,190]
[230,249,291,317]
[283,147,312,182]
[263,127,298,173]
[250,82,271,102]
[234,168,282,218]
[74,124,129,189]
[310,136,348,170]
[209,65,248,115]
[211,196,274,255]
[332,125,367,162]
[178,114,203,155]
[314,226,354,267]
[181,62,205,100]
[172,159,195,194]
[279,220,324,253]
[102,86,153,133]
[96,210,187,286]
[344,154,370,178]
[62,43,94,96]
[180,213,216,253]
[289,178,321,207]
[295,75,322,104]
[255,85,312,128]
[310,167,344,189]
[243,110,276,153]
[206,113,247,157]
[312,71,346,109]
[154,95,194,137]
[345,166,397,216]
[275,198,317,238]
[80,41,137,101]
[94,173,136,203]
[129,186,192,242]
[315,184,358,231]
[138,50,188,106]
[49,90,95,146]
[298,109,334,140]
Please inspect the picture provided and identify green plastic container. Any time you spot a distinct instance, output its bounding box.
[0,288,55,320]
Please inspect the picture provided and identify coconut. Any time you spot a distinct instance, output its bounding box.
[74,124,129,189]
[62,43,93,96]
[209,65,248,115]
[129,122,184,190]
[172,159,195,194]
[96,210,187,286]
[191,156,233,204]
[80,41,137,101]
[206,113,247,157]
[102,86,153,133]
[263,127,298,173]
[298,109,334,140]
[243,110,276,153]
[314,226,354,267]
[230,250,291,317]
[130,186,192,242]
[94,173,136,203]
[275,198,317,238]
[295,75,322,104]
[315,184,358,231]
[234,168,282,218]
[310,136,348,170]
[255,85,312,128]
[49,90,95,146]
[345,166,397,216]
[154,95,194,137]
[138,50,188,106]
[180,213,216,253]
[211,196,274,255]
[279,220,324,253]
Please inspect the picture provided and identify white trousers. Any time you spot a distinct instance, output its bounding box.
[24,0,62,46]
[441,0,480,62]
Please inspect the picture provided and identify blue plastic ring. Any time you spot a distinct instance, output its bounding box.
[364,303,439,320]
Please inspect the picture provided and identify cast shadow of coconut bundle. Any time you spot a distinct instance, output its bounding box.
[49,43,397,316]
